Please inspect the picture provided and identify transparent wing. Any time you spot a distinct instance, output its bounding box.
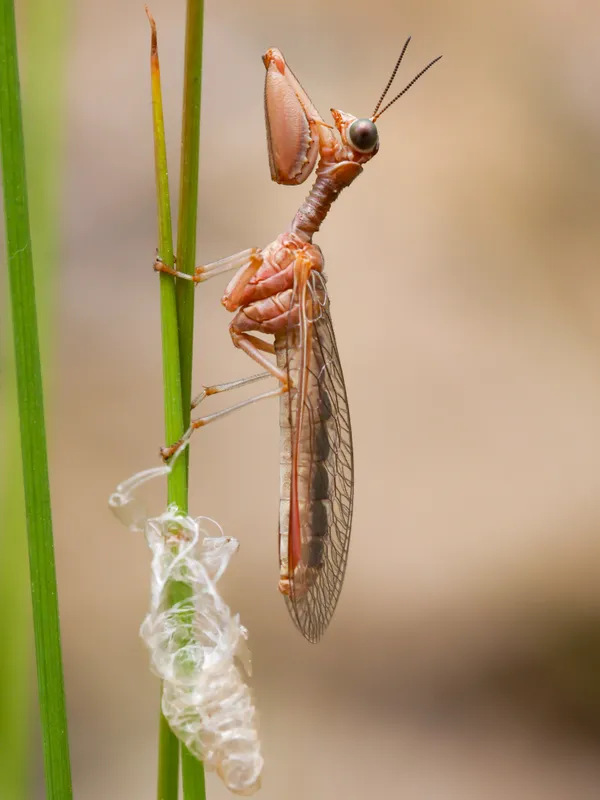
[279,270,354,642]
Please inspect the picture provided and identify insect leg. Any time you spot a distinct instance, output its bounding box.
[236,333,275,355]
[153,248,262,284]
[191,371,271,410]
[161,385,287,461]
[163,333,280,453]
[230,329,288,384]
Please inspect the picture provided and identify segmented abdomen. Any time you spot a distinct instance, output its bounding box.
[275,271,353,643]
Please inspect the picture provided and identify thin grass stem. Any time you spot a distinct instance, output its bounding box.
[146,8,206,798]
[0,1,72,796]
[174,2,206,796]
[0,1,69,793]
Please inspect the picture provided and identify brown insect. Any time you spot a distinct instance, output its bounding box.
[156,38,441,641]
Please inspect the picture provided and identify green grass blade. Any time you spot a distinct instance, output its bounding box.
[175,0,204,428]
[147,10,183,798]
[0,2,69,796]
[157,698,180,800]
[182,747,207,798]
[146,8,187,521]
[175,2,206,796]
[146,9,206,798]
[0,1,73,797]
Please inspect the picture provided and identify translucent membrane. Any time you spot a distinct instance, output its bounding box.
[109,459,263,795]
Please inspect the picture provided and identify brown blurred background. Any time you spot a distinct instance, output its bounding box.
[15,0,600,796]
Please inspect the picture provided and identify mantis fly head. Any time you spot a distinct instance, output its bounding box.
[332,37,442,163]
[330,109,380,164]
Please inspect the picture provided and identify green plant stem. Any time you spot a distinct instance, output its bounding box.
[175,0,204,427]
[0,3,69,796]
[175,2,205,798]
[147,10,187,518]
[182,747,207,798]
[146,9,206,799]
[157,708,180,800]
[147,12,184,798]
[0,2,72,798]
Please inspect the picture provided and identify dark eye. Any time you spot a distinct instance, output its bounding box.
[347,118,379,153]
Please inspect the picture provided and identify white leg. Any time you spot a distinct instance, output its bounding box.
[161,385,286,460]
[154,248,262,284]
[191,371,271,409]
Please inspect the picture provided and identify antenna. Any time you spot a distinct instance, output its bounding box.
[372,36,412,118]
[372,43,442,122]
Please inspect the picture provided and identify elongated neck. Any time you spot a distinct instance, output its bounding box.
[291,159,363,240]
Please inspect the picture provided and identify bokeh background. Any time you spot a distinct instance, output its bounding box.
[5,0,600,796]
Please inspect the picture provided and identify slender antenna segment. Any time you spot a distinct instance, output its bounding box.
[372,54,442,122]
[372,36,412,118]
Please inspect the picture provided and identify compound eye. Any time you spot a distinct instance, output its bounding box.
[347,118,379,153]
